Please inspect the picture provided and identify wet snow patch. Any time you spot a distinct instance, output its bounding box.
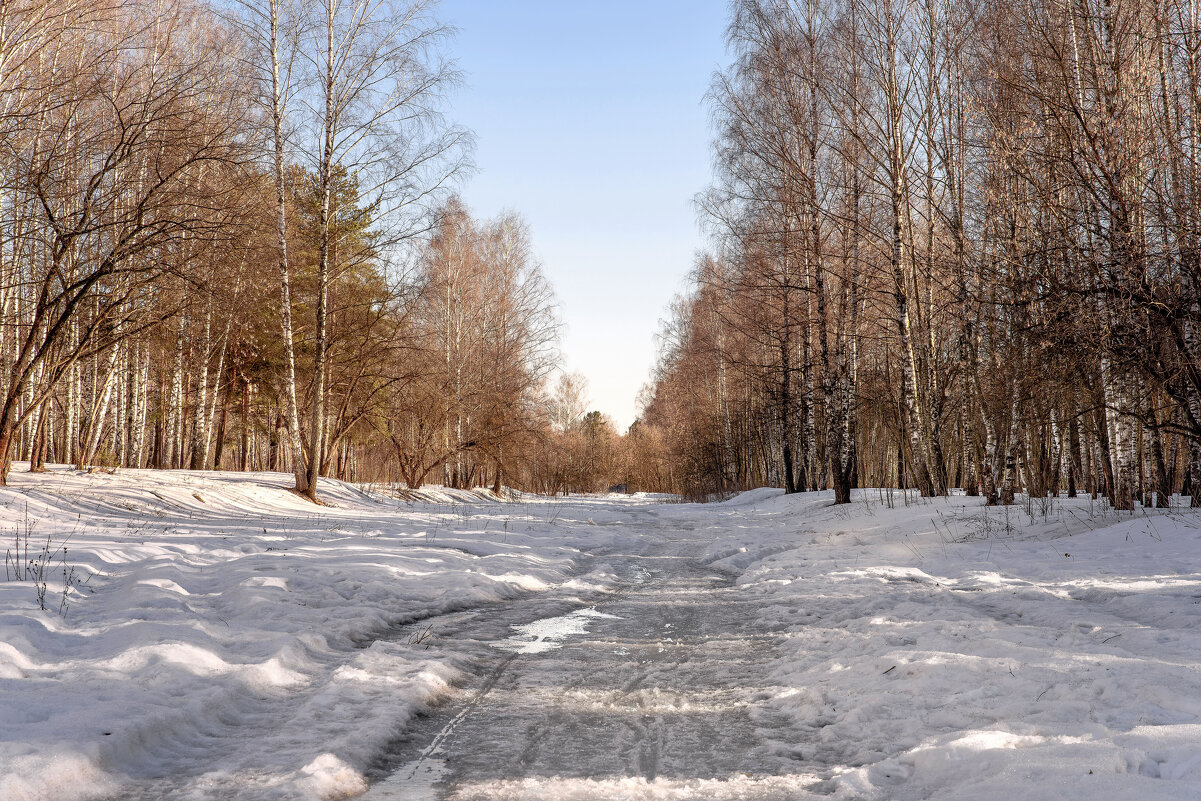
[493,607,620,654]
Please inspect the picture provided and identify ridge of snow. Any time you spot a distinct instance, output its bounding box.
[0,465,607,800]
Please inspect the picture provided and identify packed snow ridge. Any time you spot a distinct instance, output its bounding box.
[1,467,1200,800]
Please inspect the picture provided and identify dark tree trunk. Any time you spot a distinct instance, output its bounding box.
[239,379,250,472]
[0,422,16,485]
[29,403,49,473]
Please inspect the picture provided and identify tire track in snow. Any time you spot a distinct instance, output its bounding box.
[365,512,801,799]
[381,650,520,796]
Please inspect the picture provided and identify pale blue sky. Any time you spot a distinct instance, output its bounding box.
[439,0,729,429]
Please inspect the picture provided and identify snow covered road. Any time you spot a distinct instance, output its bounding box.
[5,470,1201,800]
[367,517,809,800]
[363,493,1201,801]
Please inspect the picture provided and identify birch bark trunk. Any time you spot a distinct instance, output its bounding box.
[302,0,337,501]
[79,342,122,467]
[190,296,213,469]
[882,0,934,496]
[266,0,308,494]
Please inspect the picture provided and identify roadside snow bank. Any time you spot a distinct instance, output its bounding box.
[0,466,596,801]
[701,488,1201,800]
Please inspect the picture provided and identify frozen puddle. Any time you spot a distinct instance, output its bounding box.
[493,607,620,654]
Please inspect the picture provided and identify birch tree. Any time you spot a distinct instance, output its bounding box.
[293,0,466,500]
[0,0,252,484]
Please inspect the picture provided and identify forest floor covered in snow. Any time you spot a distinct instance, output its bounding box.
[2,468,1201,800]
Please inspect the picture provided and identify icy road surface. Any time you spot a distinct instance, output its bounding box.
[365,514,814,800]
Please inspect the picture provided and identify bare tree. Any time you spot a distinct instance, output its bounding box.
[0,0,253,484]
[293,0,467,500]
[227,0,311,491]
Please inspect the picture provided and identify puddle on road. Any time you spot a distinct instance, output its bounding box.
[492,607,620,654]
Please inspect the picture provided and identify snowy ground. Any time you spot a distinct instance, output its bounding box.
[2,468,1201,800]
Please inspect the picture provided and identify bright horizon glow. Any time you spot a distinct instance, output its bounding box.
[439,0,729,431]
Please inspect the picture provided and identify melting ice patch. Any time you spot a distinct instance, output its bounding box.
[493,608,619,654]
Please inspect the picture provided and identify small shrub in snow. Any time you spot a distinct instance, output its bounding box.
[960,504,1016,541]
[1022,493,1059,526]
[3,505,85,615]
[407,623,437,649]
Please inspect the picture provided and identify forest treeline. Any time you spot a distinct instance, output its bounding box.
[636,0,1201,507]
[9,0,1199,507]
[0,0,644,499]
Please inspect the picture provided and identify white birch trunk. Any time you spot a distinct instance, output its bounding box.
[81,343,122,466]
[170,305,187,469]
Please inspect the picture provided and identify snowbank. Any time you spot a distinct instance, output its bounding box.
[700,488,1201,800]
[0,466,601,801]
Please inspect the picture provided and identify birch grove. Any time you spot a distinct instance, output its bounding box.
[5,0,1200,504]
[0,0,583,499]
[639,0,1201,507]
